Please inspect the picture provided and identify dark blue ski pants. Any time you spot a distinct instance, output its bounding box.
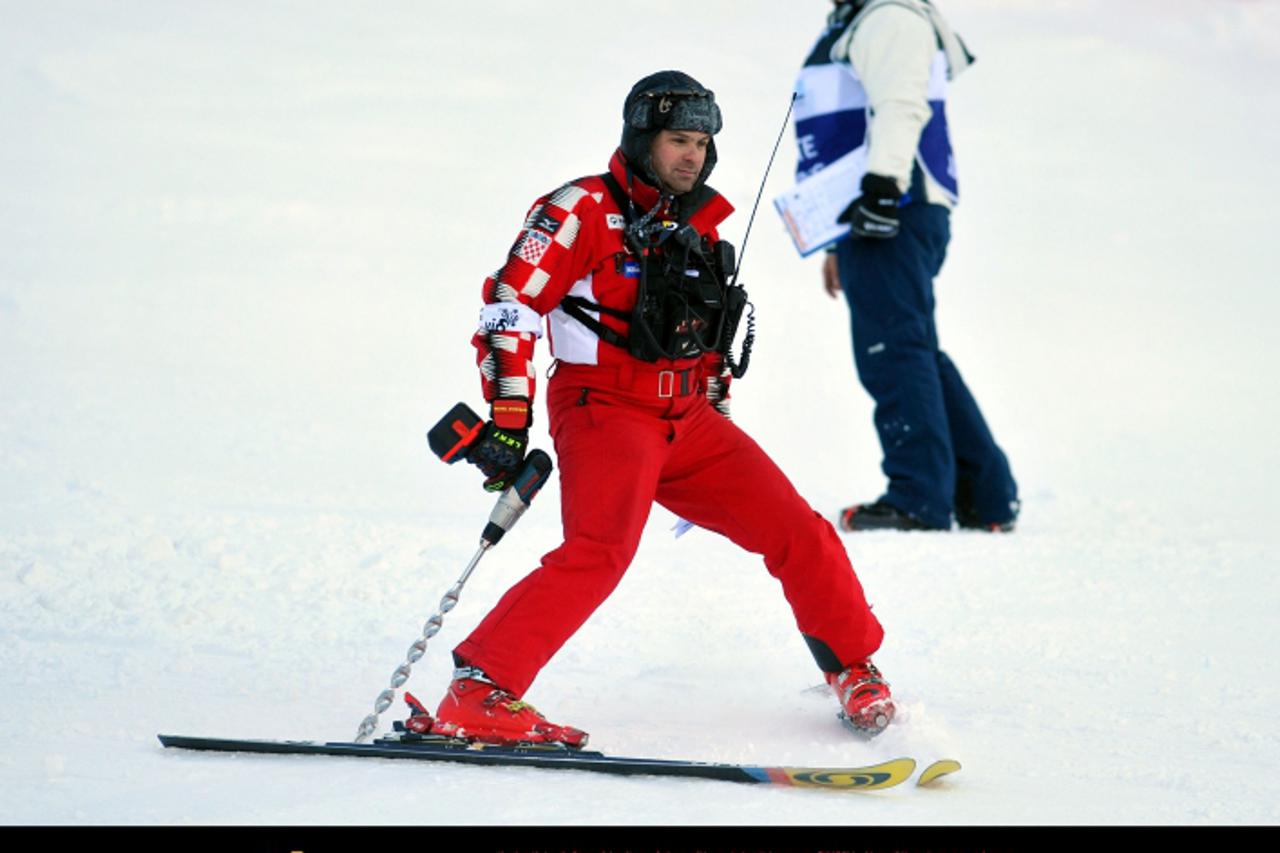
[835,203,1018,529]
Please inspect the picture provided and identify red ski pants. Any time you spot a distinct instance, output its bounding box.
[453,360,885,697]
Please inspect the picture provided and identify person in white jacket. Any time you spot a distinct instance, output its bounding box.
[795,0,1020,532]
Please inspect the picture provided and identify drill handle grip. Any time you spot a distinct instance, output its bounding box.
[481,450,554,547]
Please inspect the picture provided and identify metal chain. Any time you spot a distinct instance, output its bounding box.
[353,541,492,743]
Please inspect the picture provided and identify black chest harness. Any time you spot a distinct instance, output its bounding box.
[559,173,753,375]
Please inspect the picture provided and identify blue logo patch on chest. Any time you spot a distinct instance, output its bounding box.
[623,259,641,279]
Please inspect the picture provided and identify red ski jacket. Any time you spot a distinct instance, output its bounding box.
[471,149,735,416]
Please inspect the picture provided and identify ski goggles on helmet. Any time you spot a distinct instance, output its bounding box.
[626,86,723,135]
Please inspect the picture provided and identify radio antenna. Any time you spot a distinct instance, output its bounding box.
[730,90,797,289]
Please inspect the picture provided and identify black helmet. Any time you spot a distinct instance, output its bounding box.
[620,70,721,192]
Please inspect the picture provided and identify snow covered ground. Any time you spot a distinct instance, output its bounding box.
[3,0,1279,834]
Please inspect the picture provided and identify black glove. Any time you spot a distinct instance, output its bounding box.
[466,422,528,492]
[838,173,902,239]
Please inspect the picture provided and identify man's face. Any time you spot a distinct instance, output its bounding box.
[648,128,711,194]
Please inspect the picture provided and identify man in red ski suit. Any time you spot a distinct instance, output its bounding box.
[429,71,895,745]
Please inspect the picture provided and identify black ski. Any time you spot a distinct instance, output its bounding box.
[157,732,916,791]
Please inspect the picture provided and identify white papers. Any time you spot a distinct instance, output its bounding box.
[772,145,868,257]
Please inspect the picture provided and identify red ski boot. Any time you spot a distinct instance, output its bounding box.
[429,671,588,749]
[827,660,895,736]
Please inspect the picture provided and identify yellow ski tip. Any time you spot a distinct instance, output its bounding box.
[917,758,962,786]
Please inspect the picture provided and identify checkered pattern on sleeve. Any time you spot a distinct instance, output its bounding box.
[471,181,597,404]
